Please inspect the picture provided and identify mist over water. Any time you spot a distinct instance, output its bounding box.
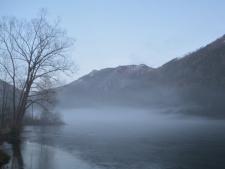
[3,107,225,169]
[1,2,225,169]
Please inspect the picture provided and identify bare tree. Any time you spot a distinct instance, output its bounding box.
[0,11,73,133]
[0,81,8,128]
[0,59,12,129]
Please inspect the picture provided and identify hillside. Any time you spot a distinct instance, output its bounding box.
[58,35,225,117]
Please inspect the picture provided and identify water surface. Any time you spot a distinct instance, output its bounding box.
[2,108,225,169]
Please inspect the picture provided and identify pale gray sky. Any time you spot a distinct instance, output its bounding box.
[1,0,225,81]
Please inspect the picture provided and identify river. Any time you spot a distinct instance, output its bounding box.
[2,108,225,169]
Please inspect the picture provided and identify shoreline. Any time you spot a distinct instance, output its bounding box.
[0,149,10,167]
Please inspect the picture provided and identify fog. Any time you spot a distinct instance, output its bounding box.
[4,107,225,169]
[57,107,225,169]
[59,107,225,141]
[48,108,225,168]
[1,2,225,169]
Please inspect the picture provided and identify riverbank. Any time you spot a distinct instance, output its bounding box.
[0,129,16,167]
[0,147,10,167]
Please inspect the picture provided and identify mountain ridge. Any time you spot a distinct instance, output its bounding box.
[56,35,225,117]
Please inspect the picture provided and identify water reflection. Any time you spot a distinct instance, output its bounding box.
[4,142,55,169]
[11,142,24,169]
[2,108,225,169]
[2,126,63,169]
[2,130,101,169]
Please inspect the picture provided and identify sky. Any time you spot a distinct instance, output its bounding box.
[1,0,225,81]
